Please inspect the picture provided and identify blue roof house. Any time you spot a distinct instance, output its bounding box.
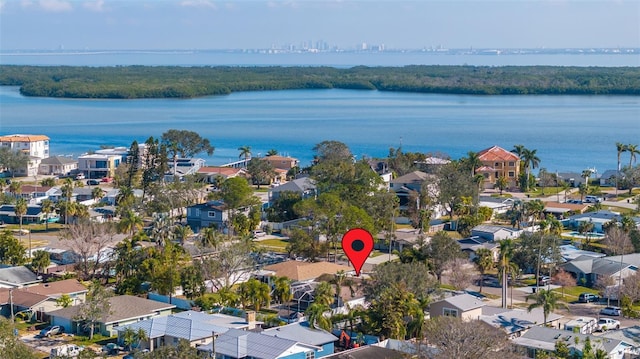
[261,322,338,357]
[197,328,324,359]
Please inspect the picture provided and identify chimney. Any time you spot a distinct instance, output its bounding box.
[245,310,256,330]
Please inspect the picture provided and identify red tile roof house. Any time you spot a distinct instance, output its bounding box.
[476,145,521,190]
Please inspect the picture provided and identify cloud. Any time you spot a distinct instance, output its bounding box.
[82,0,105,12]
[180,0,217,9]
[38,0,73,12]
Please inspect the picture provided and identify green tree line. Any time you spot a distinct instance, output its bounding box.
[0,65,638,99]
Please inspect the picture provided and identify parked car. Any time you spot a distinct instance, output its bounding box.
[50,344,82,358]
[75,173,85,180]
[578,293,600,303]
[537,276,551,286]
[101,177,113,183]
[252,230,267,238]
[39,325,63,337]
[86,179,100,186]
[596,318,620,331]
[103,343,124,355]
[584,195,603,203]
[600,306,622,316]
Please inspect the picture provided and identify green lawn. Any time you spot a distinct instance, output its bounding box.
[552,286,599,300]
[256,238,289,253]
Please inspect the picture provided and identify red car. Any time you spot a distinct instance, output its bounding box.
[101,177,113,183]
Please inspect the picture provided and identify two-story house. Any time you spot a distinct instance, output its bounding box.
[476,145,521,189]
[186,200,229,232]
[0,134,50,176]
[77,153,121,179]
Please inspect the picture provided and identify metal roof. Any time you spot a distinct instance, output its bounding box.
[262,322,338,346]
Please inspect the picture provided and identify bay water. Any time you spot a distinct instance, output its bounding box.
[0,51,639,175]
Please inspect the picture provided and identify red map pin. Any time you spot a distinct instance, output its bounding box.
[341,228,374,277]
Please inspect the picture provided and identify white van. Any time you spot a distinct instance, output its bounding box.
[584,195,602,203]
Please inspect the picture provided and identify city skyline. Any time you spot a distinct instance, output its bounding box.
[1,0,639,51]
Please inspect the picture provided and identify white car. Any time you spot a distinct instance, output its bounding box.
[596,318,620,331]
[600,306,622,316]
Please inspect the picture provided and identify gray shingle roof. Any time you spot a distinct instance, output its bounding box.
[40,156,77,165]
[49,295,175,324]
[435,293,485,312]
[262,322,338,346]
[199,328,316,359]
[513,326,625,354]
[269,177,316,194]
[0,266,41,286]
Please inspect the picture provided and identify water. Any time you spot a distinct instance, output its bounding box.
[1,86,638,174]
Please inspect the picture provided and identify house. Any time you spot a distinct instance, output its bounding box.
[77,153,121,179]
[262,261,353,283]
[0,279,87,320]
[13,184,57,205]
[197,166,247,184]
[512,326,629,359]
[367,159,393,190]
[470,225,523,241]
[476,145,520,189]
[72,187,95,203]
[556,172,587,188]
[599,170,618,186]
[478,196,513,217]
[0,134,50,159]
[601,325,640,358]
[563,210,640,234]
[38,156,78,176]
[48,295,175,337]
[543,201,589,219]
[457,236,499,262]
[268,177,317,203]
[389,170,430,209]
[117,310,252,351]
[428,293,485,321]
[197,328,323,359]
[414,156,451,174]
[186,200,229,232]
[560,254,640,288]
[0,266,42,288]
[101,188,143,206]
[264,155,300,171]
[262,322,339,357]
[164,158,206,182]
[559,244,605,262]
[479,306,563,338]
[0,204,45,224]
[323,345,405,359]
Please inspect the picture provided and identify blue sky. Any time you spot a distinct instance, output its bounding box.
[1,0,638,50]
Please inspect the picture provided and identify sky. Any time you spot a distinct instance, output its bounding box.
[0,0,639,51]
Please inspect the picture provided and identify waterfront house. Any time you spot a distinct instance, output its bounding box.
[38,156,78,176]
[77,153,121,179]
[476,145,520,189]
[599,170,618,186]
[164,157,206,182]
[0,134,50,160]
[556,172,586,188]
[264,155,300,171]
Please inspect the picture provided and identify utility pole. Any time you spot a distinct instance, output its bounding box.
[210,331,216,358]
[9,288,14,321]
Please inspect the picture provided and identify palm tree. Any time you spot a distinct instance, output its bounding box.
[40,199,54,231]
[313,281,335,307]
[581,169,593,195]
[495,175,508,195]
[499,239,514,308]
[474,248,494,293]
[266,149,278,156]
[173,225,193,245]
[521,148,541,191]
[273,276,293,305]
[118,210,144,236]
[14,197,27,235]
[91,187,104,202]
[330,270,355,306]
[305,302,332,331]
[199,226,221,249]
[615,142,627,198]
[627,143,639,168]
[526,289,568,326]
[61,178,74,225]
[238,145,252,161]
[464,151,482,177]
